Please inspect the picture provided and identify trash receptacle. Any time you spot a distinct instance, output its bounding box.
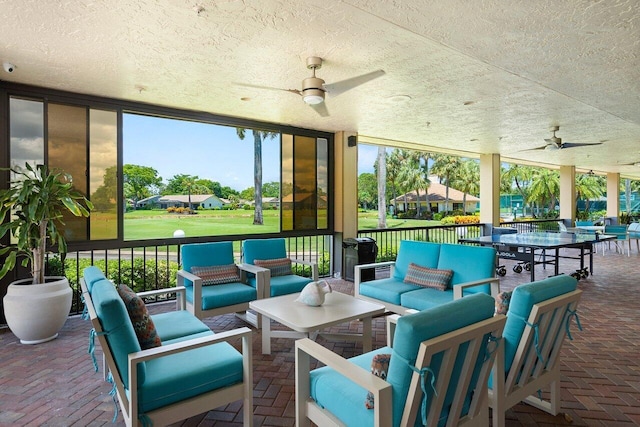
[342,237,378,282]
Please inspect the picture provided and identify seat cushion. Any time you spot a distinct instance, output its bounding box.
[310,347,392,427]
[502,275,578,371]
[359,278,421,305]
[151,310,211,342]
[138,340,244,413]
[248,274,310,297]
[399,288,455,311]
[392,241,441,281]
[185,282,257,310]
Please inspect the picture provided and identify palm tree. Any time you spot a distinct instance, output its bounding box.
[451,160,480,214]
[503,164,534,216]
[397,152,429,218]
[182,175,208,211]
[235,128,278,225]
[528,168,560,213]
[376,146,387,229]
[575,173,604,216]
[386,149,403,214]
[431,154,461,213]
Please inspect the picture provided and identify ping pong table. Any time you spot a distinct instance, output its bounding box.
[459,231,615,281]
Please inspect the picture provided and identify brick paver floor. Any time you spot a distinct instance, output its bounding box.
[1,244,639,426]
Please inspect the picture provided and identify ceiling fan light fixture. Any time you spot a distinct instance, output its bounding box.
[302,89,325,105]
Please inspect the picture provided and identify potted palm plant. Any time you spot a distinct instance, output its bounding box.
[0,163,92,344]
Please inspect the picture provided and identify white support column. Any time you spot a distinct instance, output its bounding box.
[606,172,620,223]
[479,154,501,229]
[559,166,575,225]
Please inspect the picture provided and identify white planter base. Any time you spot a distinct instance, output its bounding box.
[3,277,73,345]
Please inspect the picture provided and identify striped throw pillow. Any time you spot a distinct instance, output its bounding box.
[254,258,292,277]
[403,263,452,291]
[191,264,240,286]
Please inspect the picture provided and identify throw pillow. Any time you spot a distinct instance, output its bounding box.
[191,264,241,286]
[495,290,512,315]
[365,353,391,409]
[403,263,453,291]
[117,284,162,350]
[254,257,293,277]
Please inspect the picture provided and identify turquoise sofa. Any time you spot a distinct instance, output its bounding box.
[81,266,253,427]
[354,240,500,315]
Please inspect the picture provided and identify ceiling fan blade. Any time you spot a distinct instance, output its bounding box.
[309,102,329,117]
[234,82,301,96]
[560,142,603,149]
[323,69,385,96]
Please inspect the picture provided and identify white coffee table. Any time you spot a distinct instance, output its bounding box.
[249,292,386,355]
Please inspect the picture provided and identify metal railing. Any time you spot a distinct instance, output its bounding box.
[63,234,333,315]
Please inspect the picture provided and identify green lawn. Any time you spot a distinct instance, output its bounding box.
[123,208,442,240]
[123,209,280,240]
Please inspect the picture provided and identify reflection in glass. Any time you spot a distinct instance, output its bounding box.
[10,98,44,169]
[317,138,328,229]
[48,103,88,241]
[294,135,317,230]
[281,134,294,231]
[90,110,118,240]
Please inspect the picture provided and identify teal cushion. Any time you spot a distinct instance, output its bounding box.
[138,341,244,413]
[502,275,578,372]
[248,274,311,297]
[151,311,211,342]
[392,241,441,281]
[185,282,257,310]
[91,279,145,386]
[387,293,495,427]
[399,288,455,311]
[161,330,214,346]
[359,278,421,305]
[181,242,236,277]
[310,346,391,426]
[83,266,107,292]
[437,244,496,294]
[242,238,288,264]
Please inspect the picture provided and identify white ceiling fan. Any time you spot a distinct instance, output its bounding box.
[530,126,603,151]
[236,56,385,117]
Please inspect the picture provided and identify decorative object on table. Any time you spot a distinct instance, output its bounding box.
[296,280,332,306]
[0,163,92,344]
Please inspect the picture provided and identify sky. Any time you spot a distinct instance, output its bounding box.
[123,114,281,191]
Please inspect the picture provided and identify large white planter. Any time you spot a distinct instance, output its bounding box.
[3,276,73,344]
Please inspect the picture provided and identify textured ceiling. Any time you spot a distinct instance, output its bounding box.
[1,0,640,178]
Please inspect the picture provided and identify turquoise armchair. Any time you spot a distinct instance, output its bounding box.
[489,275,582,427]
[296,293,506,426]
[603,224,629,256]
[242,237,318,298]
[177,241,267,326]
[628,222,640,252]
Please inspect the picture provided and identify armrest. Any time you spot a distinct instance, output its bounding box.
[452,277,500,299]
[354,261,396,297]
[295,338,392,424]
[386,314,400,347]
[239,263,270,300]
[291,258,319,281]
[128,327,253,395]
[137,286,187,311]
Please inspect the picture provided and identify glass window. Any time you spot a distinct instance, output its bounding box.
[89,110,118,240]
[9,98,44,169]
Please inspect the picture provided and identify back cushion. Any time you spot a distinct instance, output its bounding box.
[243,238,287,264]
[83,266,107,293]
[437,244,497,293]
[181,242,235,284]
[502,275,578,371]
[392,240,441,281]
[386,293,495,426]
[91,279,145,386]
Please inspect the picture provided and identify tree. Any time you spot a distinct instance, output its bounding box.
[91,165,117,212]
[358,173,377,209]
[575,173,604,215]
[451,160,480,214]
[503,164,534,216]
[262,181,280,198]
[386,149,403,212]
[376,146,387,228]
[528,168,560,212]
[397,152,428,218]
[236,128,278,225]
[239,187,254,201]
[431,154,461,213]
[123,164,163,209]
